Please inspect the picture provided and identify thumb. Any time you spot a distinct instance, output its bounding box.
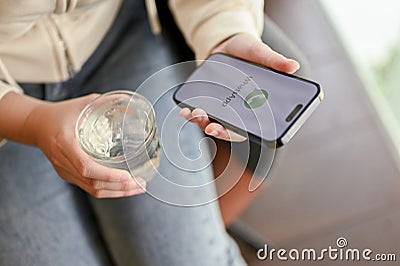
[213,33,300,74]
[252,42,300,74]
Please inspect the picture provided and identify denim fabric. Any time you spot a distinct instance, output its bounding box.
[0,0,245,265]
[0,0,308,264]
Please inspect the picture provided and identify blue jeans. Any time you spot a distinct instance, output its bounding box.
[0,1,245,265]
[0,0,308,265]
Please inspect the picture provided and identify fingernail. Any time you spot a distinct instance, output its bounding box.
[289,59,300,70]
[209,130,219,137]
[180,108,190,117]
[121,173,132,181]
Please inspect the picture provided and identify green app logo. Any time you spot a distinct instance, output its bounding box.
[244,88,269,109]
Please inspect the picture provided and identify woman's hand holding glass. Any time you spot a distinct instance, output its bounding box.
[25,94,147,198]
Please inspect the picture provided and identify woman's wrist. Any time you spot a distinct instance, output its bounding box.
[23,100,51,147]
[0,92,46,146]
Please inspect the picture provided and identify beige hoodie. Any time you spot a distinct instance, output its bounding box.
[0,0,263,144]
[0,0,264,94]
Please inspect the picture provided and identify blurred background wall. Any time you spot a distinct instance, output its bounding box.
[233,1,400,265]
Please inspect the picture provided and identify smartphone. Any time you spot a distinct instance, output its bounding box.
[173,53,323,146]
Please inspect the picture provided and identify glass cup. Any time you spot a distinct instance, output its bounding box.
[75,90,160,182]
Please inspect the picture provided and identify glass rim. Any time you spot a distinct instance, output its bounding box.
[75,90,157,163]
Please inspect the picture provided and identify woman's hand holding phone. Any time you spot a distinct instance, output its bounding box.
[179,32,300,142]
[179,107,247,142]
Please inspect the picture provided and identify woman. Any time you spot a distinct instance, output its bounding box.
[0,0,301,265]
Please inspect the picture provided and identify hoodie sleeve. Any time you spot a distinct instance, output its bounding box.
[0,57,23,101]
[169,0,264,60]
[0,79,22,100]
[0,61,23,147]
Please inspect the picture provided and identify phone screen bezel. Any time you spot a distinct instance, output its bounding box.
[173,53,322,146]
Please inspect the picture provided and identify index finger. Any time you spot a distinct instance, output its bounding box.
[205,123,247,142]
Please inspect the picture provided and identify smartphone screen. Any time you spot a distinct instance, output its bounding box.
[173,53,322,144]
